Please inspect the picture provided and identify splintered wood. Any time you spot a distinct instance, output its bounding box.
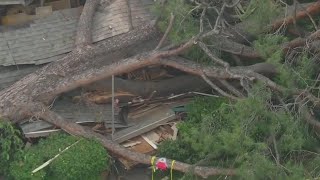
[113,105,176,143]
[118,124,178,170]
[116,104,181,169]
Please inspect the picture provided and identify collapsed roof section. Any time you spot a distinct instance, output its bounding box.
[0,0,154,66]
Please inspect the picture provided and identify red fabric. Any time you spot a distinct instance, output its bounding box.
[156,161,167,170]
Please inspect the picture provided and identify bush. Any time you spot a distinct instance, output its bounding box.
[0,121,24,176]
[9,133,110,180]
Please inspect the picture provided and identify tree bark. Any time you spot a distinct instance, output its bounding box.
[75,0,101,46]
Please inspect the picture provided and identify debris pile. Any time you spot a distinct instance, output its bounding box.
[19,83,216,168]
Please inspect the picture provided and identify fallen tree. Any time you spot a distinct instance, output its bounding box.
[1,0,320,178]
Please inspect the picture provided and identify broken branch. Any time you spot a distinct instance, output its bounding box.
[155,13,175,50]
[75,0,102,47]
[198,41,229,68]
[201,74,239,100]
[213,2,226,32]
[219,80,245,98]
[272,1,320,31]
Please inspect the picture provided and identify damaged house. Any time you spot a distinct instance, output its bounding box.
[0,0,202,169]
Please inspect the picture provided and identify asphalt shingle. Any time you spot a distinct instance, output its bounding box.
[0,0,154,66]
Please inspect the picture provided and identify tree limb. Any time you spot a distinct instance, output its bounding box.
[283,29,320,52]
[198,41,229,67]
[201,74,239,100]
[213,2,226,32]
[219,79,245,98]
[125,0,133,30]
[75,0,101,47]
[155,13,175,50]
[272,1,320,31]
[199,7,207,33]
[272,135,280,166]
[295,0,318,31]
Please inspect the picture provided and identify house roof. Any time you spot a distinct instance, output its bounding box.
[0,0,154,66]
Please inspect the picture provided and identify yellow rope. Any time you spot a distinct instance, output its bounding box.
[170,160,175,180]
[151,156,156,180]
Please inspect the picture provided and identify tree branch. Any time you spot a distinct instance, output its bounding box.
[213,2,226,32]
[295,0,318,31]
[75,0,101,47]
[155,13,175,50]
[219,79,245,98]
[201,74,239,100]
[272,1,320,31]
[198,41,229,67]
[125,0,133,30]
[272,135,280,166]
[302,107,320,133]
[199,7,207,33]
[283,29,320,52]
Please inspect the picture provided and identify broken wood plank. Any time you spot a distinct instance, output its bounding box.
[122,141,141,148]
[171,123,178,140]
[24,129,61,138]
[118,136,155,169]
[117,127,173,169]
[141,132,159,149]
[113,105,176,143]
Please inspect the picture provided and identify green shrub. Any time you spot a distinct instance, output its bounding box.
[240,0,282,34]
[151,0,199,44]
[253,34,287,63]
[0,121,24,176]
[9,133,110,180]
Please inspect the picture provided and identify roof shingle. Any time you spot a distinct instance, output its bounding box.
[0,0,154,66]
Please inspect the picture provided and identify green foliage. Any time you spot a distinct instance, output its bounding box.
[253,34,288,63]
[295,53,316,87]
[151,0,199,44]
[296,16,320,32]
[158,85,320,179]
[0,121,24,176]
[152,0,232,65]
[253,34,296,89]
[254,35,317,90]
[183,45,213,65]
[9,133,110,180]
[274,52,316,90]
[151,0,216,64]
[158,139,200,164]
[239,0,282,34]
